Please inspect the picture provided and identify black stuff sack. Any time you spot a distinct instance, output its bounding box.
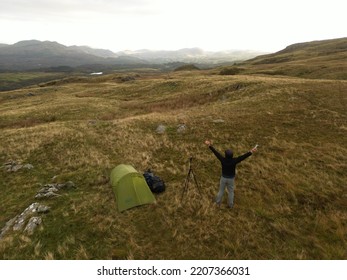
[143,170,166,193]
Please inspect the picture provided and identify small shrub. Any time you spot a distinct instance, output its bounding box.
[219,67,244,75]
[174,64,200,71]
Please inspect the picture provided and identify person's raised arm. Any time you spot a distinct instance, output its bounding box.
[205,140,224,161]
[250,144,258,154]
[235,145,257,163]
[204,140,212,147]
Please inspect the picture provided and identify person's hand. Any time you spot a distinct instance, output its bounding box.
[250,147,257,153]
[204,140,212,146]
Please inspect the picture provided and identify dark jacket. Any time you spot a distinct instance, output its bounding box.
[209,146,252,178]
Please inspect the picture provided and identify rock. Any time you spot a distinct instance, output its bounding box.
[11,164,23,172]
[12,203,37,231]
[24,217,42,235]
[37,185,58,194]
[35,191,60,199]
[12,216,27,231]
[65,181,75,189]
[177,124,187,133]
[35,204,50,214]
[35,181,75,199]
[23,164,34,170]
[156,125,166,134]
[49,186,59,193]
[0,203,49,238]
[56,183,67,189]
[0,216,18,239]
[12,203,50,230]
[2,161,33,172]
[3,161,22,172]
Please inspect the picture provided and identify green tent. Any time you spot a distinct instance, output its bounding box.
[110,164,155,212]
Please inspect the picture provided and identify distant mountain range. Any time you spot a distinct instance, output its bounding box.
[0,40,265,71]
[0,40,146,71]
[1,38,346,73]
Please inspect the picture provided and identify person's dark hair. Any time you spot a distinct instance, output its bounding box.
[225,149,233,158]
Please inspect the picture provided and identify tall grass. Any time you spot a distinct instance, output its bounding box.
[0,71,346,259]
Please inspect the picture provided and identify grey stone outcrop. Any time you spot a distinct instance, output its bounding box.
[156,124,166,134]
[0,180,75,239]
[0,203,50,239]
[24,217,42,235]
[3,161,34,172]
[177,124,187,133]
[35,181,76,199]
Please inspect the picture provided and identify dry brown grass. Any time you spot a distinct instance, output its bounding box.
[0,70,346,260]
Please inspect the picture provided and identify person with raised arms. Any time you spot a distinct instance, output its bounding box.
[205,140,258,208]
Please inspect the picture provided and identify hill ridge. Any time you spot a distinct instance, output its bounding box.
[225,37,347,80]
[0,40,264,71]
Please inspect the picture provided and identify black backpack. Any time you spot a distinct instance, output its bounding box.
[143,170,165,193]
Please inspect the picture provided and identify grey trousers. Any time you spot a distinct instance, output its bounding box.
[216,176,235,208]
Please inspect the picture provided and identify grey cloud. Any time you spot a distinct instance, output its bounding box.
[0,0,159,20]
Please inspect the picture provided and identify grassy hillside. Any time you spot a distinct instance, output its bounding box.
[0,69,346,260]
[221,38,347,80]
[0,72,69,92]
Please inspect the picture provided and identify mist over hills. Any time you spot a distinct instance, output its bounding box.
[117,47,263,64]
[0,38,346,74]
[0,40,265,71]
[0,40,146,71]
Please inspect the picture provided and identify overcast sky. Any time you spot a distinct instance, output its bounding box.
[0,0,346,52]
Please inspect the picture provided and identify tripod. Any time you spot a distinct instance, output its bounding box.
[181,157,202,202]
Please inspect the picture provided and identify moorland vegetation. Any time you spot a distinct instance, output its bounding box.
[0,38,346,260]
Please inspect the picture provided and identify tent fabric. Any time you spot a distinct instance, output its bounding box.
[110,164,155,212]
